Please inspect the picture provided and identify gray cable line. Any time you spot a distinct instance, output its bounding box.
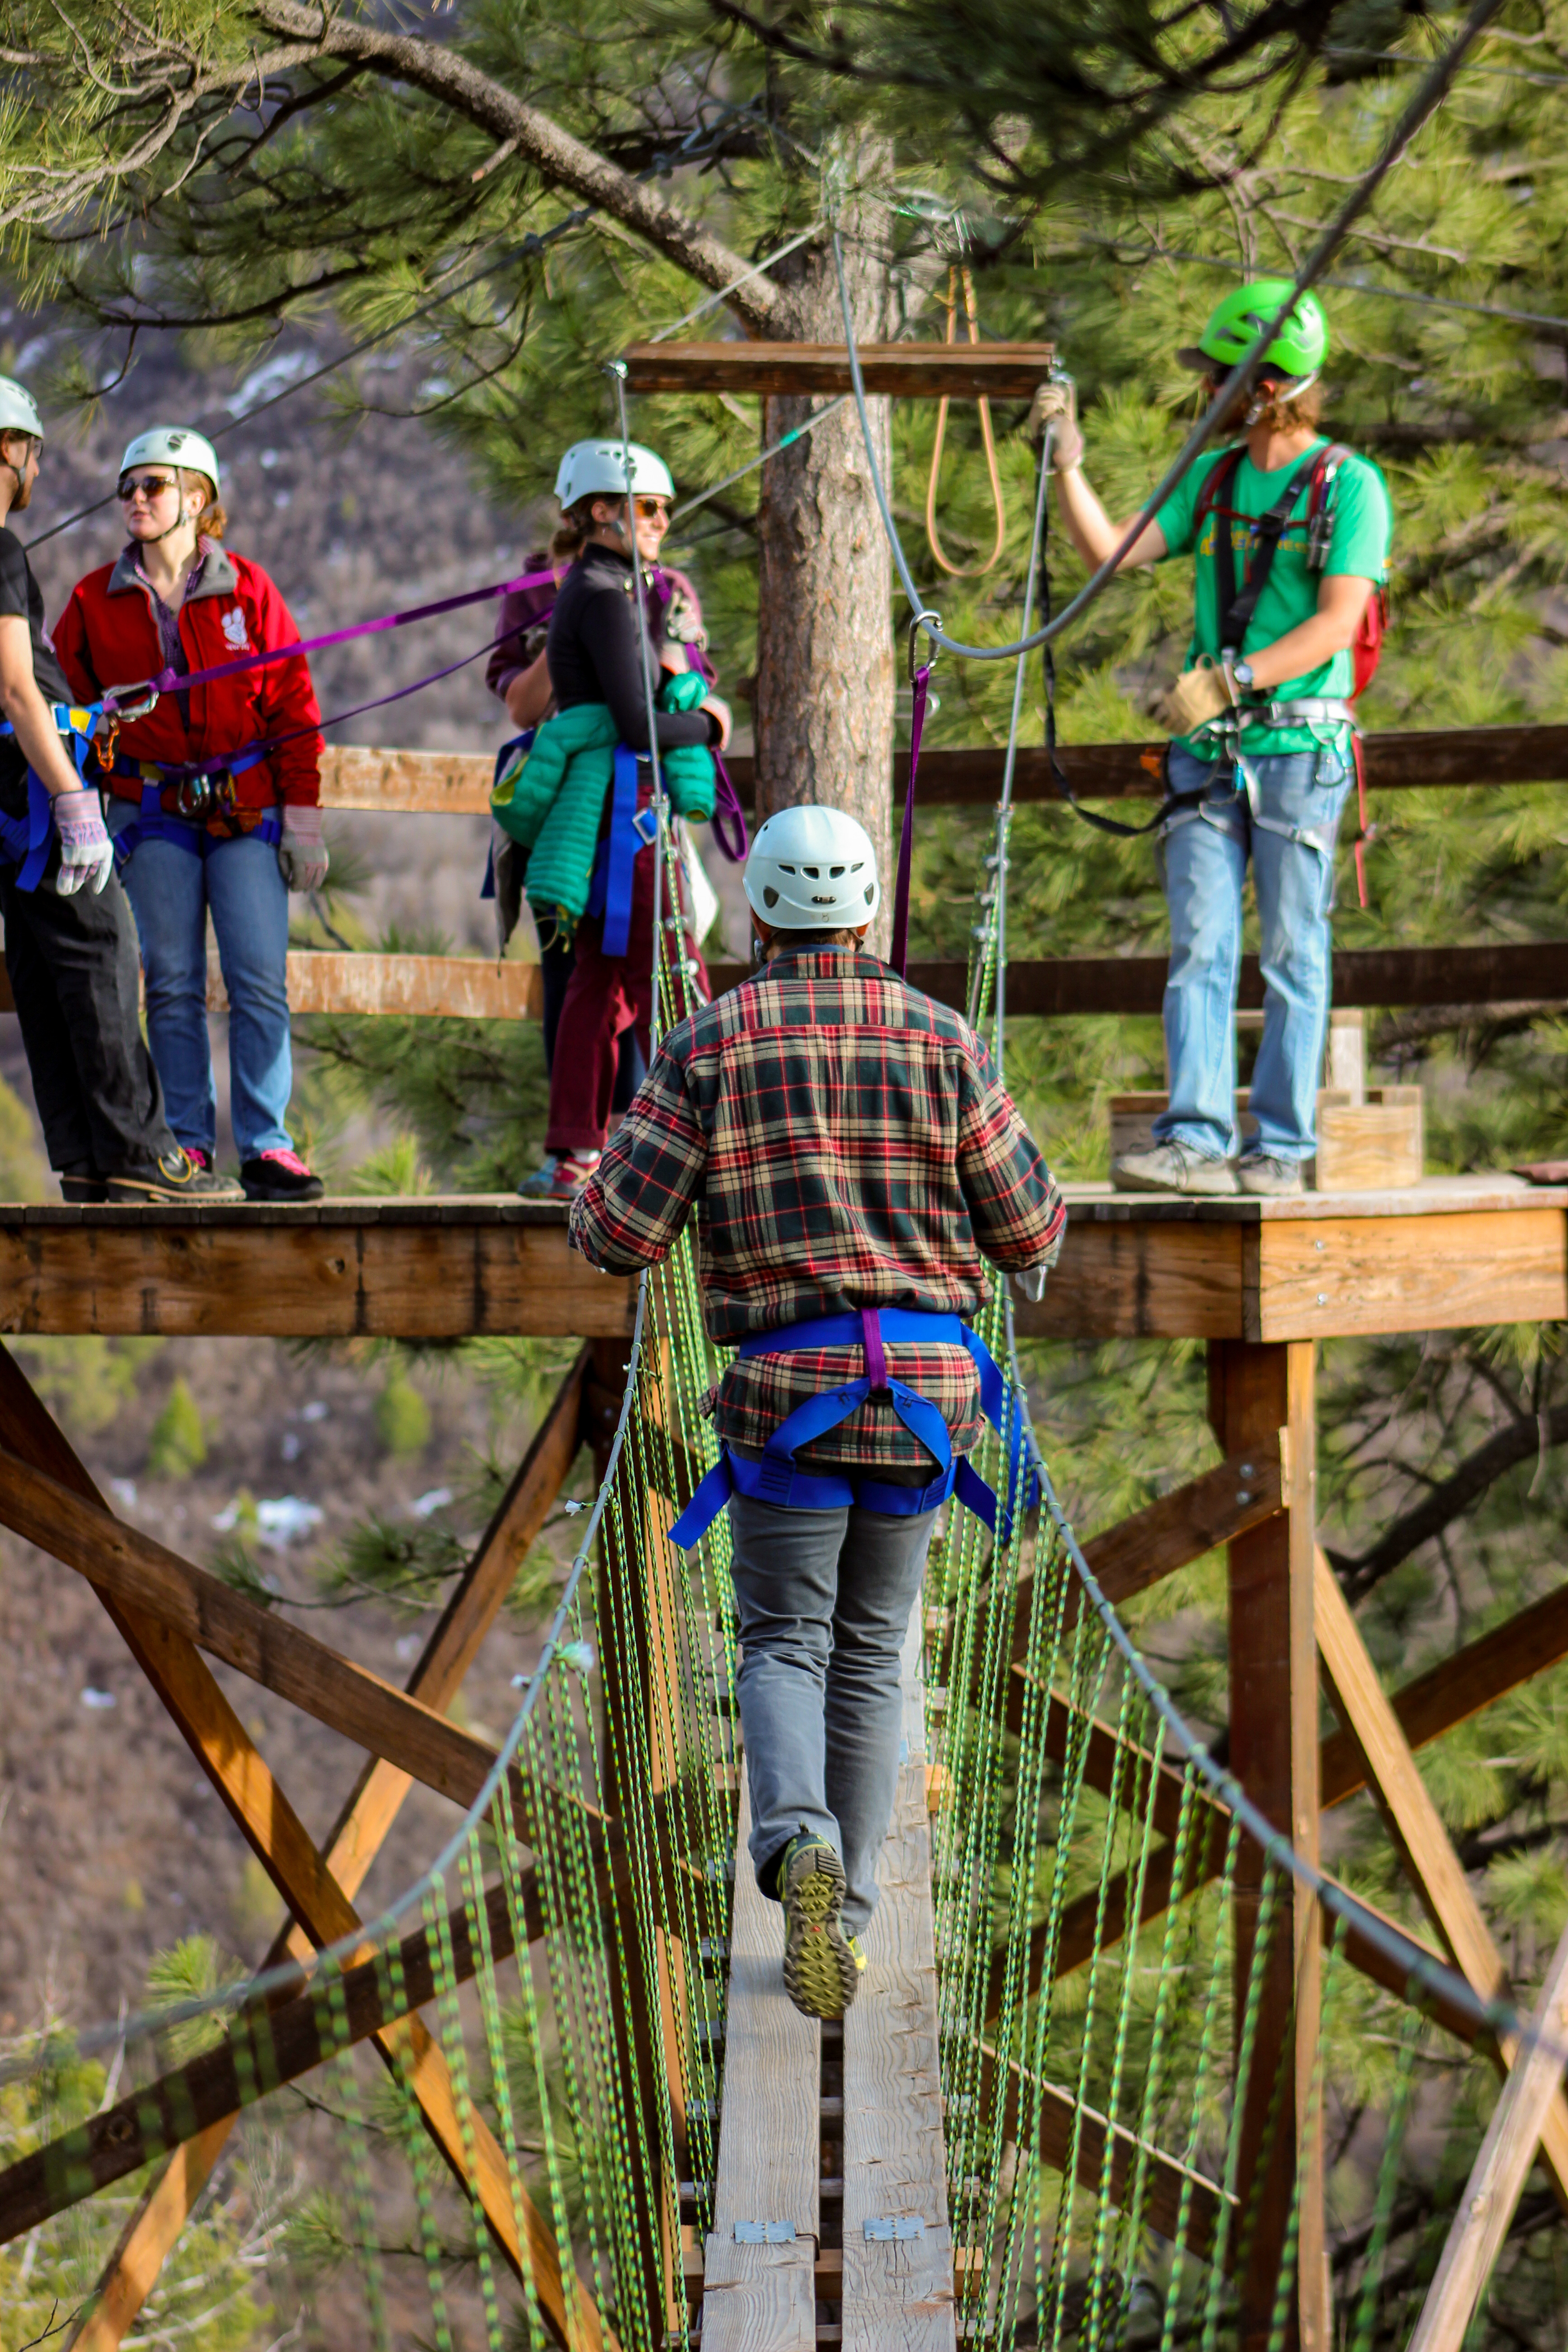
[833,0,1506,667]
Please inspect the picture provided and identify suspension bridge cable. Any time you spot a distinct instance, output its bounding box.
[832,0,1506,668]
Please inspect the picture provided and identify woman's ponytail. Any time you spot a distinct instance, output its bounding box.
[186,469,227,542]
[549,498,596,562]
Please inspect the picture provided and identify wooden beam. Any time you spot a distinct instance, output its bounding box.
[1321,1576,1568,1808]
[705,945,1568,1020]
[701,1777,820,2350]
[0,1439,534,1814]
[840,1605,956,2350]
[622,341,1056,397]
[214,951,543,1022]
[1213,1339,1324,2352]
[0,1205,635,1340]
[1406,1916,1568,2352]
[0,1873,541,2243]
[1253,1207,1568,1342]
[73,1351,591,2350]
[316,725,1568,819]
[1314,1552,1568,2216]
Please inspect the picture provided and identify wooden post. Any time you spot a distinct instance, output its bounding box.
[1209,1340,1324,2352]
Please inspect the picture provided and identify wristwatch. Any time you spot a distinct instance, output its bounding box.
[1232,659,1257,691]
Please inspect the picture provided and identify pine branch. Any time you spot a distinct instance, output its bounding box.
[1325,1399,1565,1603]
[250,0,785,333]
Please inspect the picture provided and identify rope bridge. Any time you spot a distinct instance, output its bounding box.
[1,837,1504,2352]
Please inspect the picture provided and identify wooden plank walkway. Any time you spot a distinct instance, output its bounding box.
[840,1605,956,2351]
[703,1774,822,2351]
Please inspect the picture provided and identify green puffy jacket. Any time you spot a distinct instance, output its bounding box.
[491,673,716,931]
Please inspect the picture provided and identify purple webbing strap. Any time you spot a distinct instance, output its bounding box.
[709,752,749,864]
[888,662,930,978]
[861,1305,889,1396]
[105,562,562,714]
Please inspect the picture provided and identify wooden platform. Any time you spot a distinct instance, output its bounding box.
[0,1177,1558,1342]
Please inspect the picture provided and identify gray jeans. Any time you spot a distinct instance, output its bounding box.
[727,1490,938,1935]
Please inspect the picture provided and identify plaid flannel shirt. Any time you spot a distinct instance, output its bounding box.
[569,946,1066,1471]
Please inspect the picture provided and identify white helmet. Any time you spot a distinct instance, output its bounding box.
[0,377,44,442]
[119,426,220,490]
[554,438,674,508]
[743,805,881,929]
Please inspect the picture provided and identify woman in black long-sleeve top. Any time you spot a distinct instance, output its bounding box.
[518,439,729,1198]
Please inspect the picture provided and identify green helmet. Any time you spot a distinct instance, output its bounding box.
[1177,279,1329,382]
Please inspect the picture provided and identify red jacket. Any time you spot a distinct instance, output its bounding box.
[53,542,322,813]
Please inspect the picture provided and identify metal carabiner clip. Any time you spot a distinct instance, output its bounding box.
[176,772,214,820]
[908,608,942,685]
[103,683,160,724]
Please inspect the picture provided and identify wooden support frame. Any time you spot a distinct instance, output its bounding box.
[1210,1339,1324,2352]
[622,340,1057,397]
[1407,1916,1568,2352]
[70,1350,591,2348]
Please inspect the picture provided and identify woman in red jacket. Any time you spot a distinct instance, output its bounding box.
[54,428,324,1200]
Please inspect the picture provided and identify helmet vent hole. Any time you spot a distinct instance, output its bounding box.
[763,887,779,909]
[864,885,875,905]
[779,863,796,875]
[829,865,845,877]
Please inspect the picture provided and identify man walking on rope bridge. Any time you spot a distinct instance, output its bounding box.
[1041,284,1393,1199]
[571,807,1064,2019]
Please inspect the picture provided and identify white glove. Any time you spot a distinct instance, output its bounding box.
[278,804,329,893]
[1014,1266,1049,1303]
[1027,377,1085,471]
[51,788,113,896]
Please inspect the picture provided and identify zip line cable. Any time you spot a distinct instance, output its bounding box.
[833,0,1506,668]
[668,393,850,524]
[1079,232,1568,338]
[646,220,823,344]
[25,103,763,553]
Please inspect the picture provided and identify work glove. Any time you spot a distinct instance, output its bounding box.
[1014,1266,1050,1303]
[1152,655,1237,737]
[51,788,113,897]
[1027,377,1085,472]
[278,804,329,893]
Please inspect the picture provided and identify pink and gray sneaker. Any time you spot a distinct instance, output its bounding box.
[239,1146,325,1203]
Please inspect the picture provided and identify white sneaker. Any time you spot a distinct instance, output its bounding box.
[1111,1142,1238,1197]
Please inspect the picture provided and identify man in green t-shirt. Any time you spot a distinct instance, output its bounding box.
[1040,283,1393,1197]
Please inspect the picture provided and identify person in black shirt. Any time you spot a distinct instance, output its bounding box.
[0,373,239,1201]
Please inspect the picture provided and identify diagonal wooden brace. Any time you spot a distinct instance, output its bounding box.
[0,1344,607,2349]
[1313,1548,1568,2217]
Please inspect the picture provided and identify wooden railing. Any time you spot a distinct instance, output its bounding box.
[15,726,1538,1025]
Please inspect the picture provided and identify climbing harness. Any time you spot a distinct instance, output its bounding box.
[923,267,1006,579]
[0,703,105,889]
[666,1306,1036,1548]
[1193,438,1389,902]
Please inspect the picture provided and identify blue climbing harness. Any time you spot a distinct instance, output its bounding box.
[0,703,104,891]
[667,1306,1037,1549]
[585,745,655,958]
[108,750,280,866]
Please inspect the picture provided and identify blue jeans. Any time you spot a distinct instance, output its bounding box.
[1153,743,1352,1166]
[108,808,294,1161]
[727,1489,937,1935]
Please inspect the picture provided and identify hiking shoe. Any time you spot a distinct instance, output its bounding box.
[1111,1141,1238,1197]
[517,1151,600,1200]
[1236,1152,1307,1198]
[58,1163,106,1205]
[240,1147,325,1203]
[779,1831,860,2021]
[106,1149,245,1205]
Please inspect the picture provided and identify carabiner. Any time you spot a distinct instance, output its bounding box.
[103,683,160,723]
[908,608,942,685]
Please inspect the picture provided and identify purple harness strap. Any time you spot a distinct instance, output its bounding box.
[104,562,562,714]
[860,1305,890,1395]
[709,751,749,864]
[888,661,931,978]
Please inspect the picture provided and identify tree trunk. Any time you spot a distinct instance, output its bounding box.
[755,181,895,945]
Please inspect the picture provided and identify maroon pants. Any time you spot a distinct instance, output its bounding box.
[545,843,707,1154]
